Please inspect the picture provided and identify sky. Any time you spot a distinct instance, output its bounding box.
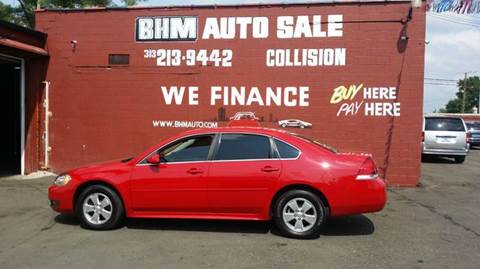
[1,0,479,112]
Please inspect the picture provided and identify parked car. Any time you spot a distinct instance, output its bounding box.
[49,127,386,239]
[229,112,259,121]
[466,121,480,147]
[422,116,470,163]
[278,119,312,128]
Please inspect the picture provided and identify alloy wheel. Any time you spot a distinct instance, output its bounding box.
[282,197,317,233]
[82,193,113,225]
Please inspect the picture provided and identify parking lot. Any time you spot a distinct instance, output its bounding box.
[0,150,479,269]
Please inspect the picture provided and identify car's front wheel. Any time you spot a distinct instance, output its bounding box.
[75,185,124,230]
[273,190,326,239]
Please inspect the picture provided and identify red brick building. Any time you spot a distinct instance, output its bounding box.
[2,1,426,186]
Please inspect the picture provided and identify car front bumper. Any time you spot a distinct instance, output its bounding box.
[48,185,75,214]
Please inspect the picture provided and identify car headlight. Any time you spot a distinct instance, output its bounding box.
[54,174,72,186]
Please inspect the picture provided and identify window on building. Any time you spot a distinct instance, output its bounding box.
[108,54,129,65]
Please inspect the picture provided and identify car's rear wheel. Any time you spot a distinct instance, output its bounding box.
[273,190,326,239]
[454,156,466,163]
[75,185,124,230]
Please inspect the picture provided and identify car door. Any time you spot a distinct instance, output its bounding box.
[129,134,215,214]
[206,133,281,215]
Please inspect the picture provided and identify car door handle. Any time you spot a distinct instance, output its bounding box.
[261,166,279,173]
[186,168,204,175]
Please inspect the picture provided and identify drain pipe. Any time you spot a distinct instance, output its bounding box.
[42,81,51,170]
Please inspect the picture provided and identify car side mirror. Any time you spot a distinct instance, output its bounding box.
[146,153,164,165]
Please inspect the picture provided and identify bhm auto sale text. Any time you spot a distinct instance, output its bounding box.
[138,15,400,117]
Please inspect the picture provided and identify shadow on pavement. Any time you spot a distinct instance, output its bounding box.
[54,213,374,237]
[55,214,79,225]
[322,215,375,236]
[421,155,458,164]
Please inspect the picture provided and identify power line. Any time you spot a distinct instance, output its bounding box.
[424,82,457,86]
[428,13,480,28]
[425,77,458,82]
[453,71,480,76]
[428,15,480,28]
[429,15,480,27]
[428,12,480,24]
[429,12,480,23]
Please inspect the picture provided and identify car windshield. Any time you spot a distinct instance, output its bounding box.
[291,133,337,153]
[466,122,480,131]
[425,117,465,132]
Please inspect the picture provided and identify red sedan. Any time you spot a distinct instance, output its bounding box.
[49,127,386,238]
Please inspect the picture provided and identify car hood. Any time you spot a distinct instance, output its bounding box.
[68,159,131,177]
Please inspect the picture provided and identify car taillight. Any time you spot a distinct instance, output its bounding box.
[421,131,424,142]
[467,132,471,144]
[356,157,378,180]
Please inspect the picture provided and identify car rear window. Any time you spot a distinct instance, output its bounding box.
[274,139,300,159]
[425,118,465,132]
[466,122,480,130]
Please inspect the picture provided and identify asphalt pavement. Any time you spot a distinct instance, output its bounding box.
[0,150,479,269]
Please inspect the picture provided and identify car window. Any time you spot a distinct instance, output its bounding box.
[425,118,465,132]
[466,122,480,130]
[157,135,214,163]
[214,134,271,160]
[274,139,300,159]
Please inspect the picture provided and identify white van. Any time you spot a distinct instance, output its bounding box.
[422,116,470,163]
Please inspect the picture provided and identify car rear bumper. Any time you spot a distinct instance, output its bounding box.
[48,185,75,214]
[422,148,468,156]
[422,142,468,156]
[329,177,387,217]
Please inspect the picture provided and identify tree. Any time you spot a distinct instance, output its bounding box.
[0,2,26,26]
[1,0,141,28]
[441,76,480,113]
[0,2,15,22]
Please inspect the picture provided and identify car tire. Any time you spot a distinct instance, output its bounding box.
[273,190,326,239]
[281,124,287,128]
[75,185,124,230]
[300,125,305,129]
[454,156,466,163]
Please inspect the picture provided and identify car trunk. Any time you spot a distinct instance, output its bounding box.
[424,131,467,150]
[424,117,466,151]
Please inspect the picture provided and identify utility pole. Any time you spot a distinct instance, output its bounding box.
[462,72,467,113]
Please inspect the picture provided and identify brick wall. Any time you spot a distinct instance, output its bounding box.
[35,2,426,186]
